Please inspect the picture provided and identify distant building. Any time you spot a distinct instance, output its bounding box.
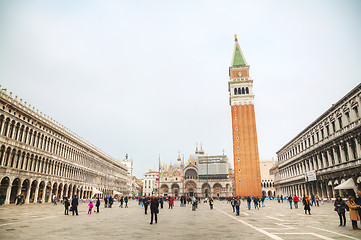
[260,160,276,197]
[117,156,134,196]
[274,84,361,198]
[142,171,159,196]
[157,146,234,198]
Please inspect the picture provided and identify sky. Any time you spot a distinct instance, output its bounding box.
[0,0,360,178]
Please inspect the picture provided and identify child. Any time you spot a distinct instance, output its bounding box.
[88,201,94,215]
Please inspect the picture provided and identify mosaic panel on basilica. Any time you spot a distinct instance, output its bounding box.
[0,90,129,205]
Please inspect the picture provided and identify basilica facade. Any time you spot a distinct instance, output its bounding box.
[157,147,234,198]
[0,89,129,204]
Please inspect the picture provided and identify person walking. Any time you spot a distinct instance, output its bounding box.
[71,195,79,216]
[144,196,149,214]
[119,197,124,208]
[355,190,361,226]
[231,197,236,212]
[288,196,293,209]
[235,197,240,216]
[346,196,361,230]
[334,196,346,227]
[88,201,94,215]
[293,195,299,209]
[281,195,284,203]
[96,197,100,213]
[191,196,197,211]
[150,196,159,225]
[53,195,57,206]
[311,194,316,206]
[104,196,108,208]
[109,196,113,208]
[160,197,164,209]
[125,196,128,208]
[254,197,259,210]
[209,197,214,209]
[169,197,174,209]
[64,197,70,215]
[304,196,311,215]
[261,196,265,207]
[247,197,251,210]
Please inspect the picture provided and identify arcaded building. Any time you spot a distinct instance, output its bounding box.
[228,35,262,197]
[0,89,129,204]
[274,84,361,198]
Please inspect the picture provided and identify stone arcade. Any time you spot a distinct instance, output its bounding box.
[0,89,129,204]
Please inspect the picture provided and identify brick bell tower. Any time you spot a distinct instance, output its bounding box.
[228,35,262,197]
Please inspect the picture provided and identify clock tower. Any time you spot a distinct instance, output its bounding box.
[228,35,262,197]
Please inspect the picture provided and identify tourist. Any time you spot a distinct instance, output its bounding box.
[231,197,235,212]
[315,195,320,207]
[88,200,94,215]
[119,196,123,208]
[235,197,240,216]
[96,197,100,213]
[64,197,70,215]
[209,197,214,209]
[261,196,265,207]
[71,195,79,216]
[334,196,346,227]
[281,195,283,203]
[160,197,164,209]
[104,196,108,208]
[53,195,57,205]
[144,196,149,214]
[191,196,197,211]
[247,196,251,210]
[277,195,280,203]
[169,197,173,209]
[150,196,159,225]
[293,195,299,209]
[304,196,311,215]
[16,194,21,205]
[311,194,316,206]
[288,196,293,209]
[125,196,128,208]
[253,197,259,210]
[109,196,113,208]
[346,196,361,230]
[355,191,361,225]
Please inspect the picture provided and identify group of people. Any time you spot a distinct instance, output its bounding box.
[334,191,361,230]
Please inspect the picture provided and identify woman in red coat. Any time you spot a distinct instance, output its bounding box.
[169,197,173,209]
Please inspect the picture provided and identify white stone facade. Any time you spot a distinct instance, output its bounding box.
[0,89,129,204]
[274,84,361,198]
[142,171,158,196]
[260,160,276,197]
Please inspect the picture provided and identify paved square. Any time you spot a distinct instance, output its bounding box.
[0,200,360,240]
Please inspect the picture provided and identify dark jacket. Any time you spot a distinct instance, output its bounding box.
[64,199,70,208]
[334,198,346,214]
[96,199,100,207]
[71,197,78,207]
[150,198,159,212]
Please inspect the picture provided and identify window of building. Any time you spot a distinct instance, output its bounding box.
[338,117,343,129]
[238,169,240,172]
[235,117,237,120]
[236,137,239,140]
[235,127,238,130]
[316,132,319,142]
[321,129,324,139]
[234,107,237,110]
[242,88,245,94]
[345,112,350,123]
[237,158,240,162]
[332,121,336,132]
[326,125,330,136]
[246,87,249,94]
[238,88,241,94]
[312,136,315,144]
[234,88,237,95]
[354,106,359,118]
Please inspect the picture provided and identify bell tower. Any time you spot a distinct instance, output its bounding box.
[228,35,262,197]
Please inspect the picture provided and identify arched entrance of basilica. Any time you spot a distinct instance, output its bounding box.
[185,181,196,197]
[213,183,222,197]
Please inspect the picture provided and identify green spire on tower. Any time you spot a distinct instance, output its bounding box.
[232,34,247,66]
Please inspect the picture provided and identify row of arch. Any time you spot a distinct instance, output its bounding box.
[278,101,359,162]
[233,87,249,95]
[261,182,274,188]
[0,114,126,177]
[0,145,91,182]
[279,136,360,179]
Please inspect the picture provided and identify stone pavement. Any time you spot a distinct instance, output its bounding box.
[0,199,360,240]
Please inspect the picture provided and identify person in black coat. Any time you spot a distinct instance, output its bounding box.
[64,197,70,215]
[144,196,149,214]
[96,197,101,213]
[150,196,159,224]
[104,196,108,208]
[334,196,346,227]
[71,195,79,216]
[125,196,128,208]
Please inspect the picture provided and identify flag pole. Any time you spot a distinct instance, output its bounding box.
[207,154,209,198]
[182,154,185,196]
[158,154,160,197]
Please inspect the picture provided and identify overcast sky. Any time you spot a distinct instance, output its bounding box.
[1,0,360,178]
